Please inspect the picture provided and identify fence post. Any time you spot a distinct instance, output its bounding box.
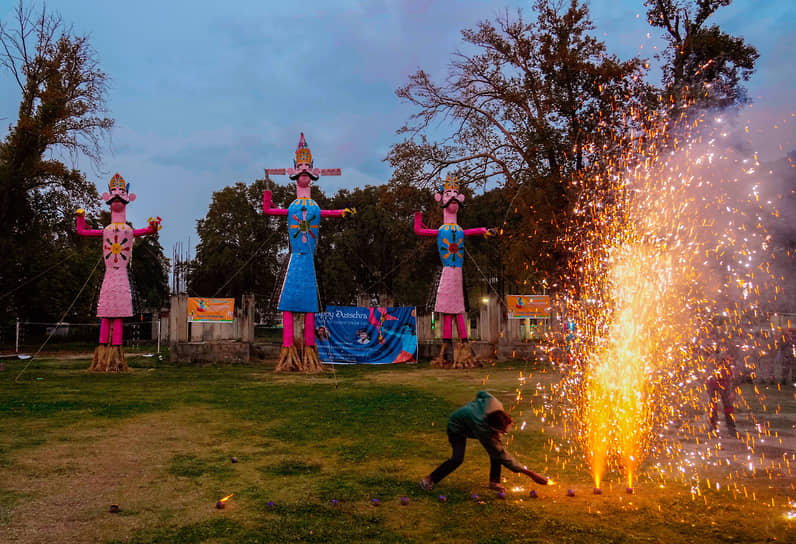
[15,317,20,353]
[157,315,161,354]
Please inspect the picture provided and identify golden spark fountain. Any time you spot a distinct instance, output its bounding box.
[551,113,784,493]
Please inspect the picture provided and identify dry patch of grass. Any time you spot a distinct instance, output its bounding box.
[2,407,261,543]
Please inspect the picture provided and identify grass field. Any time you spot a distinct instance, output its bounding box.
[1,354,793,543]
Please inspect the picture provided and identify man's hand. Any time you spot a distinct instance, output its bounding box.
[523,469,549,485]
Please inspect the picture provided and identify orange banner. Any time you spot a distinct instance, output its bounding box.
[188,298,235,322]
[506,295,550,319]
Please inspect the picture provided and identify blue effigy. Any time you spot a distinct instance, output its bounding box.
[278,197,321,312]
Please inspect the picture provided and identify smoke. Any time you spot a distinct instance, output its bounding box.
[551,109,795,485]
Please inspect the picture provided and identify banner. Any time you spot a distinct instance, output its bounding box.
[506,295,550,319]
[188,298,235,322]
[315,306,418,364]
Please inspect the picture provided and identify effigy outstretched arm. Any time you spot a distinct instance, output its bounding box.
[133,216,162,237]
[414,211,438,236]
[320,207,356,218]
[75,209,103,237]
[262,190,289,216]
[462,226,497,237]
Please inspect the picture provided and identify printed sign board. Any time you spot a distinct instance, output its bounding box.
[315,306,418,364]
[506,295,550,319]
[188,298,235,323]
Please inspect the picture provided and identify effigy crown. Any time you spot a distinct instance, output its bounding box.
[438,174,460,193]
[109,173,128,191]
[294,132,313,166]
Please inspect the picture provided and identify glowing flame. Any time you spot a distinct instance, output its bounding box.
[543,111,783,494]
[219,494,234,503]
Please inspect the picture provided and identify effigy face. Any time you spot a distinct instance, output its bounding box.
[435,174,465,212]
[294,161,315,187]
[437,188,463,211]
[102,173,136,208]
[288,197,321,255]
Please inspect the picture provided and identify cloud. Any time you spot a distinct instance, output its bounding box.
[3,0,792,259]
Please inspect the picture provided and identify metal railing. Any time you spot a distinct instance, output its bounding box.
[0,318,165,355]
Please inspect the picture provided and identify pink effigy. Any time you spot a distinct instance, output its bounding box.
[96,223,135,317]
[414,174,495,367]
[75,173,161,370]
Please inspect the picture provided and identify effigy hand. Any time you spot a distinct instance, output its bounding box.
[484,227,498,238]
[148,216,163,231]
[341,207,357,218]
[76,208,86,217]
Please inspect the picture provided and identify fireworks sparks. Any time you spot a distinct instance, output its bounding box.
[516,111,792,504]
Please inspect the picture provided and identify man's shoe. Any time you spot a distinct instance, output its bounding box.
[420,477,434,491]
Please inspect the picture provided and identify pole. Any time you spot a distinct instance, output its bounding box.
[157,315,161,354]
[15,317,20,353]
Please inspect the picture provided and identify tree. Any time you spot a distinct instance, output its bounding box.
[645,0,759,118]
[387,0,650,291]
[189,179,291,319]
[388,1,648,188]
[0,0,113,320]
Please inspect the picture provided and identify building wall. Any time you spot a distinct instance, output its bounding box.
[168,294,254,360]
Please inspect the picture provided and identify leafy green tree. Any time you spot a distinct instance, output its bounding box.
[0,1,113,321]
[645,0,759,117]
[317,183,438,309]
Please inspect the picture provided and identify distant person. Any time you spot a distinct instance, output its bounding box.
[420,391,549,492]
[706,349,738,437]
[775,331,794,385]
[786,332,795,385]
[756,330,779,384]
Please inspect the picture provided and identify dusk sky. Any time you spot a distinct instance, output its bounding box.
[1,0,794,257]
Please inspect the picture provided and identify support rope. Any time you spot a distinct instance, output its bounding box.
[0,250,77,301]
[14,256,103,383]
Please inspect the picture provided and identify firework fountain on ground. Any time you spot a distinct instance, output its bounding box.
[522,114,792,500]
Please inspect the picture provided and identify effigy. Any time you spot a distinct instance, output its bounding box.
[414,174,495,368]
[263,133,355,371]
[76,173,161,371]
